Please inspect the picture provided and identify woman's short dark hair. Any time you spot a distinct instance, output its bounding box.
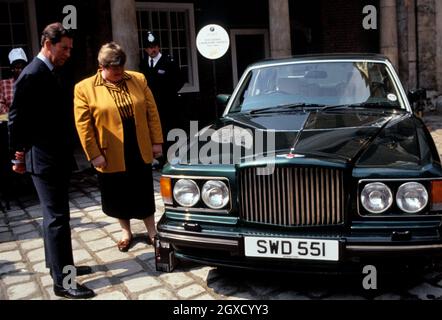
[40,22,73,47]
[98,42,126,68]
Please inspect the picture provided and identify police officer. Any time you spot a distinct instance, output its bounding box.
[141,31,185,168]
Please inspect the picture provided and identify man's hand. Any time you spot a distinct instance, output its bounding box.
[91,155,107,169]
[12,151,26,174]
[152,144,163,159]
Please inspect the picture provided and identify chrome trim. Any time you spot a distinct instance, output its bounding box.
[276,168,281,224]
[320,168,325,224]
[292,168,298,225]
[159,232,239,247]
[359,177,442,182]
[239,167,344,226]
[165,206,230,215]
[357,178,442,218]
[288,168,294,225]
[164,212,238,224]
[346,244,442,252]
[325,168,330,224]
[162,175,232,212]
[162,174,231,181]
[384,59,411,112]
[160,233,442,252]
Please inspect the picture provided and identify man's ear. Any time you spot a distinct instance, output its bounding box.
[43,39,52,50]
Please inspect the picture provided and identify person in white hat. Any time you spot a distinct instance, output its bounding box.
[0,48,28,115]
[0,48,28,214]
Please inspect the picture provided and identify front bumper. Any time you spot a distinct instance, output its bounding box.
[157,215,442,272]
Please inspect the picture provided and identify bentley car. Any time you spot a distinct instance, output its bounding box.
[155,54,442,273]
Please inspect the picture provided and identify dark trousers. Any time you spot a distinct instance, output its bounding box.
[31,173,74,286]
[0,122,12,210]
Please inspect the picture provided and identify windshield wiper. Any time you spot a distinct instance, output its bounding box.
[248,103,324,115]
[321,101,401,111]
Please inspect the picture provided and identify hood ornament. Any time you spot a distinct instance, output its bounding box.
[276,148,305,159]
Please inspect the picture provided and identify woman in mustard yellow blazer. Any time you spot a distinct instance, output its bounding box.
[74,42,163,252]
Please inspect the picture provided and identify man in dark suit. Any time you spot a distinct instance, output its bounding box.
[140,31,185,168]
[8,22,95,299]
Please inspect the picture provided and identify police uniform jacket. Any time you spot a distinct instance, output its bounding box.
[141,54,184,123]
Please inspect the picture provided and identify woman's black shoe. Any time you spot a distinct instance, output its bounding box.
[53,283,95,299]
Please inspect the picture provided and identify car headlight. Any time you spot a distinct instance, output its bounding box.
[201,180,229,209]
[361,182,393,213]
[396,182,428,213]
[173,179,200,207]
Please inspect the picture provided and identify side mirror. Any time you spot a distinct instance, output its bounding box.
[408,88,427,104]
[216,94,231,106]
[216,94,231,116]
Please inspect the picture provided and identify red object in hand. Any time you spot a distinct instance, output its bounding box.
[12,151,26,174]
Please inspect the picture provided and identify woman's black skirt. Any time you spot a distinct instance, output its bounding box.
[97,117,155,220]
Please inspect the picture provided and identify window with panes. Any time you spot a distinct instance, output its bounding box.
[136,3,199,92]
[0,0,30,78]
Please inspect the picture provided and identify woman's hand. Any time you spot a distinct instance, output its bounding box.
[92,155,107,169]
[152,144,163,159]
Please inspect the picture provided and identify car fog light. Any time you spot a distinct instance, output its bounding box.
[396,182,428,213]
[202,180,229,209]
[173,179,200,207]
[361,182,393,213]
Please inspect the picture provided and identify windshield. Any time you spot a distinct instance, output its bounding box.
[228,61,404,113]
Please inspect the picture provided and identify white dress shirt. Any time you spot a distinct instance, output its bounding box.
[149,52,162,68]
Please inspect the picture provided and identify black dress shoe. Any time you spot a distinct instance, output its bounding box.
[76,265,93,276]
[53,283,95,299]
[49,266,93,278]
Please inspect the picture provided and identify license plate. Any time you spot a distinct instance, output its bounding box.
[244,236,339,261]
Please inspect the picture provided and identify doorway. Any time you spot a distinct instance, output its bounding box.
[230,29,269,87]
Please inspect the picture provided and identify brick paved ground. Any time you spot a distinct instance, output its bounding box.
[1,112,442,300]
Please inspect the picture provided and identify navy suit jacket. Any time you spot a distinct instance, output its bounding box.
[141,54,185,131]
[8,57,75,176]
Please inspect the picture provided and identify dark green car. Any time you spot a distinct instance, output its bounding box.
[155,54,442,273]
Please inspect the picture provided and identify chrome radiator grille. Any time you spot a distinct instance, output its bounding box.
[239,167,345,226]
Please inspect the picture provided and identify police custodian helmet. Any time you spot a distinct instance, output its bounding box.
[146,31,160,47]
